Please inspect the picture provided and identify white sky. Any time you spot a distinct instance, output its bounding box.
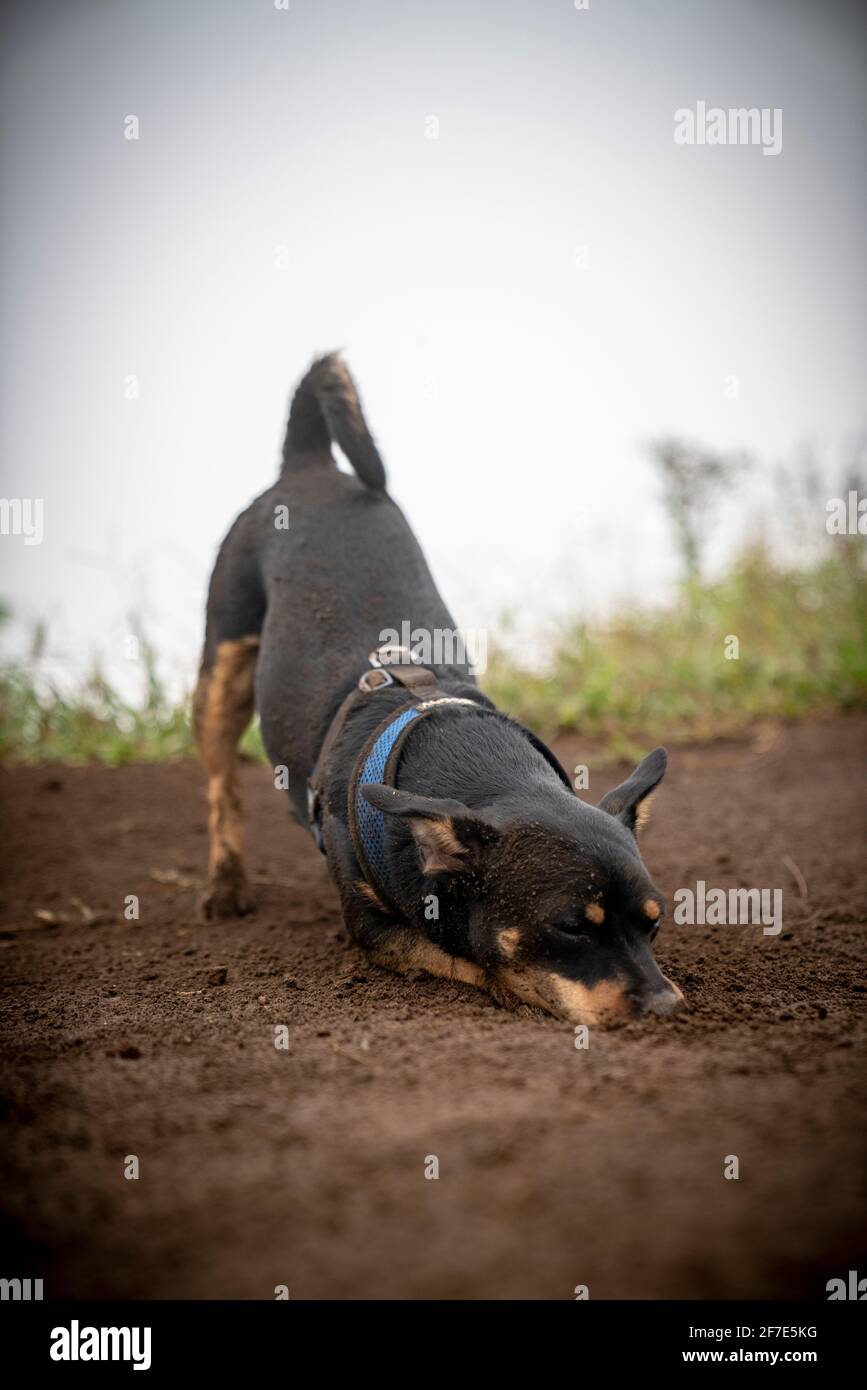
[1,0,865,695]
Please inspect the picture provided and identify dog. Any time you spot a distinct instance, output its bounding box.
[194,354,684,1025]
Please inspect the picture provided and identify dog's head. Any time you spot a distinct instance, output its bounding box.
[362,747,683,1025]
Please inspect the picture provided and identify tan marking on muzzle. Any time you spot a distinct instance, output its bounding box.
[643,898,661,921]
[548,975,632,1025]
[496,967,631,1025]
[585,902,605,924]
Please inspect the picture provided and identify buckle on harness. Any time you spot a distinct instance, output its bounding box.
[361,642,426,692]
[358,667,394,693]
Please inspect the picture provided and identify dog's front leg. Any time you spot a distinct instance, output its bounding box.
[322,815,490,994]
[342,882,489,991]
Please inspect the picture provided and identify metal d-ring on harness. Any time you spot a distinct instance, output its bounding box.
[305,643,477,855]
[306,643,575,915]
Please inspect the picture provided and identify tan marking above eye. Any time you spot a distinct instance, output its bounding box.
[584,902,605,924]
[498,927,520,958]
[643,898,661,921]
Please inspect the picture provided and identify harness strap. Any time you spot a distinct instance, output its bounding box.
[306,652,444,847]
[347,695,485,915]
[306,647,576,912]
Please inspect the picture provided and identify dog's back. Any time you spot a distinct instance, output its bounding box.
[196,355,472,834]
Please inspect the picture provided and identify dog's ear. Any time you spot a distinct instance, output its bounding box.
[361,785,497,874]
[598,747,667,833]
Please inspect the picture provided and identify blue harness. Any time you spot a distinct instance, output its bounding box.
[354,704,425,893]
[307,650,574,915]
[351,697,479,903]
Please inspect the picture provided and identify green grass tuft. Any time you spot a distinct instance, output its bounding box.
[485,546,867,747]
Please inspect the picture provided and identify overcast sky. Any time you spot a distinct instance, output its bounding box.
[1,0,865,693]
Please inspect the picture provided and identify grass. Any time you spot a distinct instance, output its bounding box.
[0,618,268,767]
[485,546,867,755]
[1,546,864,765]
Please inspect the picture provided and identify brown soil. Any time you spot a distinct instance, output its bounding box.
[1,715,866,1300]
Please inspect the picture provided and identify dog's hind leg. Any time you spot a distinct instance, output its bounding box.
[193,634,260,920]
[195,504,267,919]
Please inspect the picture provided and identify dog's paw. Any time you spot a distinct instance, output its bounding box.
[199,860,256,921]
[199,882,256,921]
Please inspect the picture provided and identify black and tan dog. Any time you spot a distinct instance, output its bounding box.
[194,354,684,1026]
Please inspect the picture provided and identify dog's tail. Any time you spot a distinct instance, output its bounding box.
[281,353,387,492]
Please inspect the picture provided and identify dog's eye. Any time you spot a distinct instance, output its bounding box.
[548,917,590,945]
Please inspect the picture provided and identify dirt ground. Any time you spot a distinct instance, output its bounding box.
[1,714,866,1300]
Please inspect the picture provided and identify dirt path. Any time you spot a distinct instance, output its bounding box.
[1,716,866,1299]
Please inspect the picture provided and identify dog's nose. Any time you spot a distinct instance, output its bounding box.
[641,989,684,1016]
[633,983,685,1017]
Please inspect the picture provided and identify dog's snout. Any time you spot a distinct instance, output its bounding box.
[638,988,685,1017]
[629,965,686,1018]
[630,989,683,1023]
